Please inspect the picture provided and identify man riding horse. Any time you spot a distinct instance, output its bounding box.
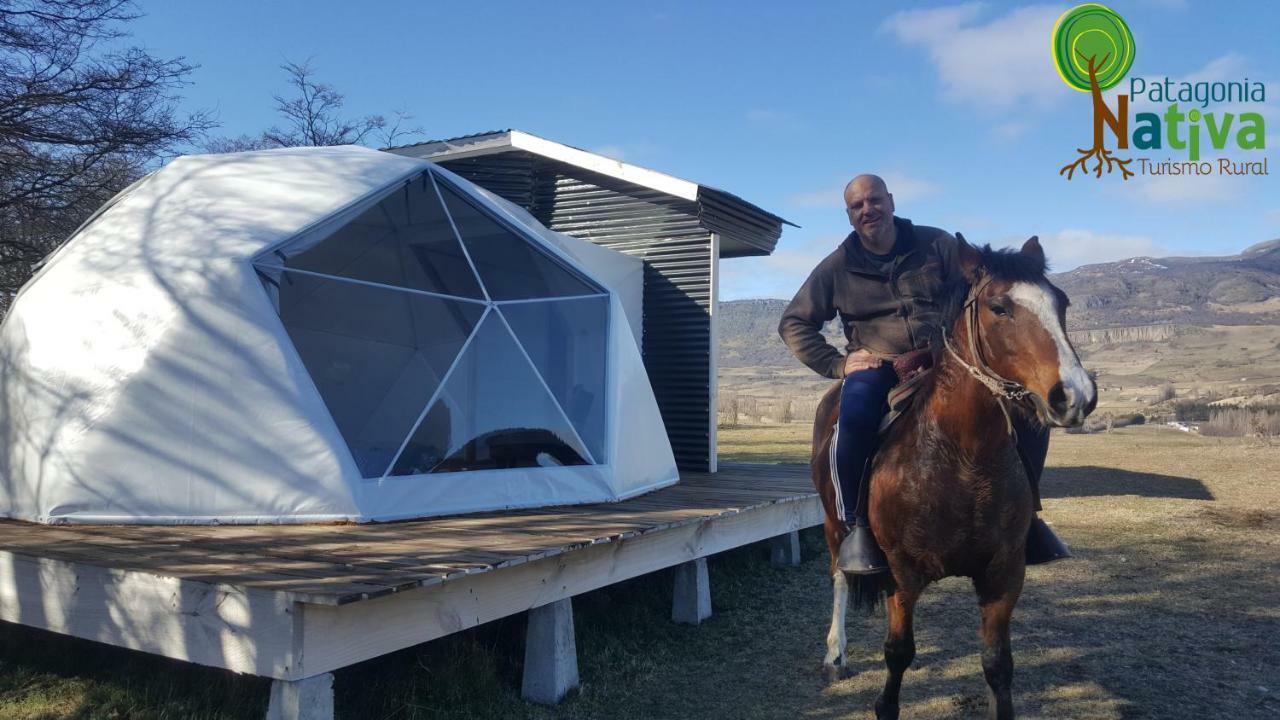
[778,174,1070,574]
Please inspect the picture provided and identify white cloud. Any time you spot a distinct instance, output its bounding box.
[882,172,940,204]
[720,234,845,300]
[992,121,1032,141]
[786,172,940,209]
[1040,229,1172,271]
[591,145,627,161]
[881,3,1067,111]
[1135,171,1240,204]
[787,188,839,209]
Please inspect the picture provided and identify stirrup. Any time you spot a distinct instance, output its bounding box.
[837,524,888,574]
[1026,516,1071,565]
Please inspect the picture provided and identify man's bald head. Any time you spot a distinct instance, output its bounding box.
[844,174,896,250]
[844,174,889,203]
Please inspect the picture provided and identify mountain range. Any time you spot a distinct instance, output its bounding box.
[718,240,1280,411]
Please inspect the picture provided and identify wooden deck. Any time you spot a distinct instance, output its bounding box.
[0,462,820,694]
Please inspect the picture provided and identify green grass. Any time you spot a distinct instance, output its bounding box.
[0,623,269,719]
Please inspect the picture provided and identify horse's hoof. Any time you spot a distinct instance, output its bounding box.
[822,662,850,683]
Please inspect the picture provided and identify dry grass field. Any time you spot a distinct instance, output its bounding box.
[1,424,1277,719]
[716,423,1280,720]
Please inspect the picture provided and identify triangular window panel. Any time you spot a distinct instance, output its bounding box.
[497,297,609,463]
[275,270,484,477]
[388,311,592,476]
[285,177,484,299]
[438,183,600,300]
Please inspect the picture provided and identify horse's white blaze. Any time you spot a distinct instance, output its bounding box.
[1010,282,1095,410]
[826,571,849,666]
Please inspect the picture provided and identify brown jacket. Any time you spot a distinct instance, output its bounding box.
[777,217,960,379]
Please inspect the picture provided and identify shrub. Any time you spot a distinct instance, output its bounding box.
[1201,408,1280,437]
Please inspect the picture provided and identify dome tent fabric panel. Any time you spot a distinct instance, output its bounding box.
[0,147,424,523]
[0,145,677,524]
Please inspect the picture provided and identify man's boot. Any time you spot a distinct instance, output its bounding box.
[1016,424,1071,565]
[1026,515,1071,564]
[837,521,888,574]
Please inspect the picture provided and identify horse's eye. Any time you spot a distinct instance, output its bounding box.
[990,303,1010,317]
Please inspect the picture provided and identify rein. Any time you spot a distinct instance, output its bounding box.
[941,275,1037,435]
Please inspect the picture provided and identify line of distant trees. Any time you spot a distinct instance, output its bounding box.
[0,0,423,315]
[718,392,818,427]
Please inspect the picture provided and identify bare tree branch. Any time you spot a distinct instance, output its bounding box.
[0,0,211,310]
[260,60,385,148]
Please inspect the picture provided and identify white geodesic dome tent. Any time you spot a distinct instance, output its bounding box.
[0,145,678,524]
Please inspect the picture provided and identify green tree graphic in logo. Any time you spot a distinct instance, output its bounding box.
[1054,3,1136,180]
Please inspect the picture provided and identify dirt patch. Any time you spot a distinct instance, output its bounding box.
[1198,506,1280,529]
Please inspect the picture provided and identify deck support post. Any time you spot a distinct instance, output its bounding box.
[671,557,712,625]
[266,673,334,720]
[522,598,579,705]
[770,530,802,567]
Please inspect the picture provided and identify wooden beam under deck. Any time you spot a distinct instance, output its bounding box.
[0,462,819,681]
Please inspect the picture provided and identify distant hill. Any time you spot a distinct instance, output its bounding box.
[717,298,842,369]
[720,240,1280,368]
[1051,239,1280,328]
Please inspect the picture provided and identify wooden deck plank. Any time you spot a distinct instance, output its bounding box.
[0,463,816,602]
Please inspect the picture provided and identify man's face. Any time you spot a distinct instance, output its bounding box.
[844,179,895,240]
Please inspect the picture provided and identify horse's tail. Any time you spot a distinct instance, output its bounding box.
[847,571,895,616]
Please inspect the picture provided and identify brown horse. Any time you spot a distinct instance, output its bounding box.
[811,235,1096,720]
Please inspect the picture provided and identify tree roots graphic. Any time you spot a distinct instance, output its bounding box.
[1060,145,1134,180]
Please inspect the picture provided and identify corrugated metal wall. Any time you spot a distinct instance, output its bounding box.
[439,154,715,471]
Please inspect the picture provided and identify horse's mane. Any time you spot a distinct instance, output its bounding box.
[918,244,1053,407]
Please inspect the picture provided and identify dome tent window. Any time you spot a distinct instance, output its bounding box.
[256,170,609,479]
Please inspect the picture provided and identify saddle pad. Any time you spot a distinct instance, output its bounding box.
[878,367,933,436]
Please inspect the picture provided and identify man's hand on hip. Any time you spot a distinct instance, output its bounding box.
[843,349,883,376]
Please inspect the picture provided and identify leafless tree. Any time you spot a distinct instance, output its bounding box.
[377,108,425,149]
[261,60,387,148]
[718,392,740,427]
[204,61,424,155]
[0,0,212,310]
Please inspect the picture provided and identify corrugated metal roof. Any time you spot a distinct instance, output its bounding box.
[386,129,796,234]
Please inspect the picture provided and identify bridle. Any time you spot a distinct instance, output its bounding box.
[942,274,1050,433]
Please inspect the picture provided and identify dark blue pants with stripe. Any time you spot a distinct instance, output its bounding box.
[832,365,1049,525]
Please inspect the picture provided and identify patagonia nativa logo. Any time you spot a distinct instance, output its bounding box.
[1053,3,1268,180]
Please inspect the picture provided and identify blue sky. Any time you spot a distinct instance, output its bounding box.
[131,1,1279,300]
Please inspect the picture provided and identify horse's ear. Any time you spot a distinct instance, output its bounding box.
[955,232,983,282]
[1021,236,1045,265]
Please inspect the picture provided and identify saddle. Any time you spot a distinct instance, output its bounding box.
[878,348,933,436]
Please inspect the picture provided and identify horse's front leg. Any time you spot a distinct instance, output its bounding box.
[874,585,919,720]
[975,562,1025,720]
[823,569,849,681]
